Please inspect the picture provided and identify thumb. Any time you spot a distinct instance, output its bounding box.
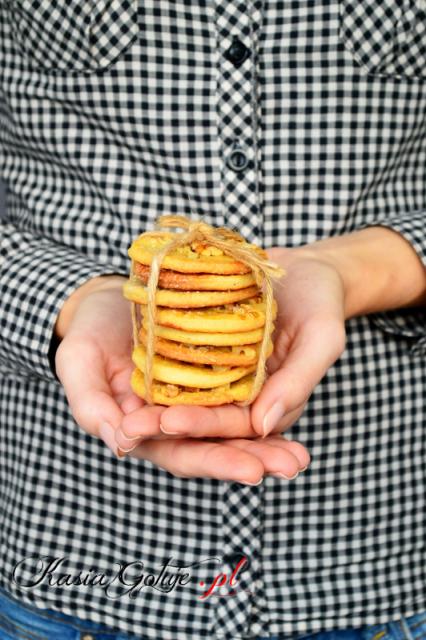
[56,335,123,457]
[251,317,346,437]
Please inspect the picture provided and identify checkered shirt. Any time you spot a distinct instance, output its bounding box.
[1,1,426,639]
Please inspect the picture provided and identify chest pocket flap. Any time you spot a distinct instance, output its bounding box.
[7,0,139,73]
[340,0,426,79]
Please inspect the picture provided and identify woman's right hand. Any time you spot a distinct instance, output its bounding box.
[55,276,309,484]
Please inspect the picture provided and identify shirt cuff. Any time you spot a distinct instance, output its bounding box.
[1,225,127,382]
[357,211,426,355]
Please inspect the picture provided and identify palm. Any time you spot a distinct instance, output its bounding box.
[264,249,342,377]
[56,286,144,437]
[247,247,346,435]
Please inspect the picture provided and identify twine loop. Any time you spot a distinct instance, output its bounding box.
[130,215,285,405]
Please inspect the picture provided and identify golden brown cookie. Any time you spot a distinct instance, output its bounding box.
[141,297,277,333]
[133,262,256,290]
[131,368,255,406]
[138,327,273,366]
[141,319,268,346]
[132,345,256,388]
[123,280,259,308]
[128,231,266,274]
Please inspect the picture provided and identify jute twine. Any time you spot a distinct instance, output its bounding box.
[130,215,285,406]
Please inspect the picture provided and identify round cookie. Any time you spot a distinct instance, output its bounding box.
[141,297,277,333]
[128,231,266,274]
[132,345,256,388]
[131,368,255,406]
[141,319,269,346]
[123,280,259,308]
[134,262,256,291]
[138,327,273,366]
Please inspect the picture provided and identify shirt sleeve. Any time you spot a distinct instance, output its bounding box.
[0,222,127,382]
[358,210,426,356]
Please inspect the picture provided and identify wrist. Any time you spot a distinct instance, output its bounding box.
[55,274,127,340]
[289,240,363,320]
[290,227,426,319]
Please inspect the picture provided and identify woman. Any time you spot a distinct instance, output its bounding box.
[1,1,425,639]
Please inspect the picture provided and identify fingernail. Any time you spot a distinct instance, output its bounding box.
[116,442,138,453]
[160,423,183,435]
[299,465,309,472]
[99,422,120,458]
[272,471,299,480]
[262,400,285,438]
[241,478,263,486]
[115,429,142,452]
[116,429,144,442]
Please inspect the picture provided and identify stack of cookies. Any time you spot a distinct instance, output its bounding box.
[123,231,277,406]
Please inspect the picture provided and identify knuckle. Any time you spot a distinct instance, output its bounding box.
[70,404,87,428]
[69,392,94,433]
[70,406,87,429]
[333,319,347,347]
[285,372,310,408]
[55,336,75,361]
[168,442,193,478]
[172,471,190,479]
[204,442,226,466]
[332,324,347,359]
[167,460,190,479]
[54,340,68,375]
[317,315,346,360]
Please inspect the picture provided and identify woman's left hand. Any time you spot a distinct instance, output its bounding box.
[116,246,347,450]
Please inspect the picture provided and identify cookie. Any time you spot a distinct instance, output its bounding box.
[133,262,256,291]
[141,319,268,346]
[132,345,256,388]
[123,280,259,308]
[141,297,277,333]
[130,368,255,406]
[138,327,273,366]
[128,231,266,274]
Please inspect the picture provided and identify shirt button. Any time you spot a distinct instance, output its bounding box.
[226,146,249,173]
[225,37,250,68]
[81,635,94,640]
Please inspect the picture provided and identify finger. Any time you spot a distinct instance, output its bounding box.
[260,435,311,470]
[113,388,145,414]
[120,394,146,415]
[158,404,255,439]
[109,367,146,416]
[223,438,301,478]
[251,316,345,437]
[265,327,290,376]
[116,402,256,456]
[56,337,123,454]
[262,402,307,437]
[127,438,265,484]
[117,405,166,448]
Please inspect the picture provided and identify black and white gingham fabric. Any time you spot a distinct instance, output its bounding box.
[5,0,139,73]
[213,0,263,239]
[1,1,426,638]
[339,0,426,79]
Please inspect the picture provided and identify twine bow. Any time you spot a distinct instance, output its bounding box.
[130,215,285,405]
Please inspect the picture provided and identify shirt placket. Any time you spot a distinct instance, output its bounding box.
[213,0,263,243]
[208,4,266,637]
[209,481,269,639]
